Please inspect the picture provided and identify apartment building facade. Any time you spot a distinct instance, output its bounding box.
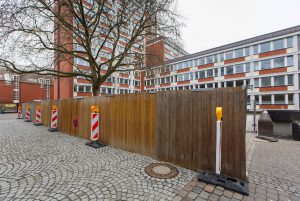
[143,26,300,111]
[55,0,187,98]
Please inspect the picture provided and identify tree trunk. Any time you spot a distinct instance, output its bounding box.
[92,84,100,96]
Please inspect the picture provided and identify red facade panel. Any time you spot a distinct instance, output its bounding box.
[198,63,214,69]
[198,77,214,82]
[224,73,245,79]
[260,104,288,109]
[224,57,245,64]
[259,49,287,58]
[259,86,288,92]
[259,67,287,75]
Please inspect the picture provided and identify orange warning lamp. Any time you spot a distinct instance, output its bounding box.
[36,105,41,110]
[216,107,222,121]
[18,105,22,110]
[91,106,99,113]
[26,105,30,110]
[52,105,58,110]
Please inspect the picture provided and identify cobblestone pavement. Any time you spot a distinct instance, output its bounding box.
[1,115,300,200]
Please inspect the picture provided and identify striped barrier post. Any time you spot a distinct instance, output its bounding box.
[24,105,31,122]
[34,105,42,126]
[48,105,58,132]
[17,105,22,119]
[85,106,106,148]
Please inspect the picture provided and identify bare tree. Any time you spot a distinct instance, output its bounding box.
[0,0,182,96]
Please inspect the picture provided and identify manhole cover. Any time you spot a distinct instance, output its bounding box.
[145,163,179,179]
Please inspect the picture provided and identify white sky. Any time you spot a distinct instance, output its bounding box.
[178,0,300,54]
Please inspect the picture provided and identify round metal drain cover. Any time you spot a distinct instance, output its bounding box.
[145,163,179,179]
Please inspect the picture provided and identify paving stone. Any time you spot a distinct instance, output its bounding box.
[187,191,198,200]
[223,190,234,198]
[199,191,209,199]
[204,185,215,193]
[192,186,201,194]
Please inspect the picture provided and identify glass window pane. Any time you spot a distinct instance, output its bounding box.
[207,69,213,77]
[261,77,271,87]
[227,81,233,87]
[220,53,224,62]
[245,63,251,72]
[225,51,234,60]
[253,45,259,54]
[235,64,244,74]
[260,42,271,53]
[226,66,234,75]
[207,56,213,64]
[214,68,218,77]
[245,47,250,56]
[236,80,244,86]
[273,57,284,68]
[287,56,294,66]
[274,75,285,86]
[254,61,260,71]
[220,67,224,76]
[274,94,285,104]
[288,94,294,104]
[261,59,271,70]
[261,95,272,104]
[273,39,284,50]
[288,75,294,85]
[254,78,259,88]
[287,37,293,48]
[235,49,244,58]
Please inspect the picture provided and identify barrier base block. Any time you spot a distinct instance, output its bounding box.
[24,120,31,122]
[85,140,106,149]
[16,117,22,119]
[48,128,58,132]
[198,171,249,196]
[34,123,43,126]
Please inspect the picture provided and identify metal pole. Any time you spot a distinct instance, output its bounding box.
[253,100,256,133]
[216,120,222,175]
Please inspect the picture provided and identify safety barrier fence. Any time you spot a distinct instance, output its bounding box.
[22,87,247,180]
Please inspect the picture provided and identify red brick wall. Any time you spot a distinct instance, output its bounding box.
[0,80,14,104]
[146,40,165,67]
[0,80,54,104]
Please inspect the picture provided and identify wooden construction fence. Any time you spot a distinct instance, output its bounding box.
[23,87,247,180]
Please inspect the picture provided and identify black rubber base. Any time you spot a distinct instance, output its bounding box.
[198,171,249,196]
[16,117,22,119]
[34,123,43,126]
[48,128,58,132]
[85,141,106,149]
[24,120,31,122]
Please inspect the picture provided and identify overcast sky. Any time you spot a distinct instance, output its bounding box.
[178,0,300,54]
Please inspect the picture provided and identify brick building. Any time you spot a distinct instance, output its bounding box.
[143,25,300,111]
[0,72,54,105]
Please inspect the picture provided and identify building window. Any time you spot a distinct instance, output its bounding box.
[236,80,244,87]
[227,81,233,87]
[273,57,285,68]
[254,78,259,88]
[226,66,234,75]
[288,94,294,104]
[225,51,234,60]
[261,77,271,87]
[261,59,271,70]
[261,95,272,104]
[220,67,224,76]
[274,75,285,86]
[207,83,213,88]
[287,37,293,48]
[214,68,218,77]
[235,64,244,74]
[287,55,294,66]
[255,95,260,104]
[245,63,251,72]
[206,56,213,64]
[288,74,294,85]
[245,47,250,56]
[274,94,285,104]
[254,61,260,71]
[207,69,213,77]
[273,39,284,50]
[253,45,259,54]
[235,48,244,58]
[260,42,271,53]
[78,85,85,92]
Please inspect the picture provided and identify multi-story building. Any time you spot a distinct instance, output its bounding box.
[143,25,300,111]
[0,70,54,106]
[55,0,187,99]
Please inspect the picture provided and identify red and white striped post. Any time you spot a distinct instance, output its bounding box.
[17,105,22,119]
[34,105,42,126]
[24,105,31,122]
[48,105,58,132]
[216,107,223,175]
[85,106,106,148]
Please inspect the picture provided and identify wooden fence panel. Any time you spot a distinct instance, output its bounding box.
[22,87,246,180]
[156,87,246,180]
